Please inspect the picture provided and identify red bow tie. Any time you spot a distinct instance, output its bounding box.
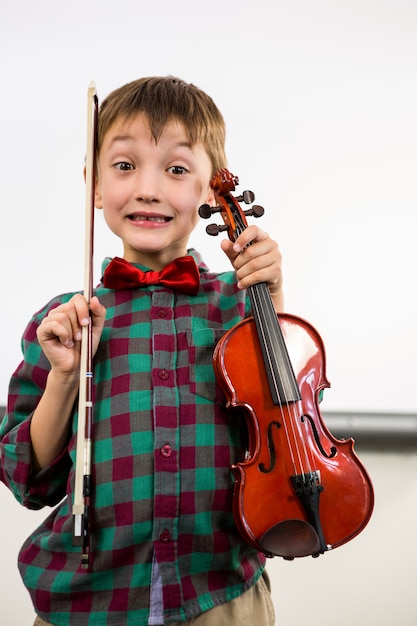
[102,255,200,296]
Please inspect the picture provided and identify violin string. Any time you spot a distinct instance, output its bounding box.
[249,284,301,474]
[250,283,314,477]
[234,209,313,478]
[248,288,293,472]
[260,287,307,475]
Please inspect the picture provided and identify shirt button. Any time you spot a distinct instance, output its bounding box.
[160,529,171,543]
[158,369,169,380]
[157,309,167,317]
[161,444,172,457]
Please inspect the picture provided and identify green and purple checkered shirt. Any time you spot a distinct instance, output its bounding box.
[0,250,266,625]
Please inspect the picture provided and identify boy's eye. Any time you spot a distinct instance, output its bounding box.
[114,162,134,171]
[168,165,188,175]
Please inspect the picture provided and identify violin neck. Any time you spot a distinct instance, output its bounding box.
[248,282,301,406]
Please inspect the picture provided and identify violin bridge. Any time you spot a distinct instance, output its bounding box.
[292,470,322,490]
[291,471,328,555]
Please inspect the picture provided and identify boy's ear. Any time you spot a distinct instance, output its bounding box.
[83,165,103,209]
[205,186,216,207]
[94,183,103,209]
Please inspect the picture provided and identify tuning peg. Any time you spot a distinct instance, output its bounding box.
[206,223,229,236]
[244,204,264,218]
[235,190,255,204]
[198,203,221,219]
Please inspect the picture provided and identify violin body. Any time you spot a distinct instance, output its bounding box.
[200,167,374,560]
[214,313,374,559]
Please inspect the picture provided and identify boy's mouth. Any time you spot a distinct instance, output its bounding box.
[128,213,172,223]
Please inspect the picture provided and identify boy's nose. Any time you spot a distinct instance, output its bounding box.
[137,193,157,203]
[134,170,160,203]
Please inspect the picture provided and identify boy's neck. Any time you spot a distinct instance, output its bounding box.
[122,247,190,271]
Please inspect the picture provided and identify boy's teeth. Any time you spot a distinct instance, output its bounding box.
[132,215,166,222]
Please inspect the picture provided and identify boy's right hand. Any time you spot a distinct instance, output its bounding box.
[37,294,106,378]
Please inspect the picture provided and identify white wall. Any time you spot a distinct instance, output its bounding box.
[0,0,416,413]
[1,1,416,624]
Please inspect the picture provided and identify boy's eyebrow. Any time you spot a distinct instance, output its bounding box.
[107,134,135,145]
[107,134,194,151]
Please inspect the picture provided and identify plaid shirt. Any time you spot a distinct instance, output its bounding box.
[0,250,266,626]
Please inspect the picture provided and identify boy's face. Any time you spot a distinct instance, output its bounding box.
[95,113,215,269]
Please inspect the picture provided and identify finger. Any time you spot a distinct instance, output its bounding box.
[235,263,274,290]
[232,225,267,254]
[235,247,282,290]
[89,296,107,325]
[89,296,107,352]
[42,296,89,346]
[38,309,79,349]
[220,238,238,263]
[70,294,91,329]
[232,237,279,275]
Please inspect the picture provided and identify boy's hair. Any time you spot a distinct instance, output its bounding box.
[98,76,226,173]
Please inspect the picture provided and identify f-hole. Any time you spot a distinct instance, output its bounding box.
[259,421,281,473]
[302,414,337,459]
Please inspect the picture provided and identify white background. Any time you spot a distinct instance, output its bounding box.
[0,0,416,413]
[0,1,416,625]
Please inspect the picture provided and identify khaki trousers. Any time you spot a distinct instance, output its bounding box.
[33,570,275,625]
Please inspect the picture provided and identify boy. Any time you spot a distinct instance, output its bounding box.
[1,77,283,625]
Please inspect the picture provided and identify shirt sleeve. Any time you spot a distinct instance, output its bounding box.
[0,303,72,509]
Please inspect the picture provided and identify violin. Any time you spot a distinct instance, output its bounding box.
[199,169,374,559]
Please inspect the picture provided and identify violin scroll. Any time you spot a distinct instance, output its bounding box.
[198,168,264,239]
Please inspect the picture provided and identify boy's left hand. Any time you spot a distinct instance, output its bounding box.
[221,225,284,312]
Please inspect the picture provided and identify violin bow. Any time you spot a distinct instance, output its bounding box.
[72,81,98,570]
